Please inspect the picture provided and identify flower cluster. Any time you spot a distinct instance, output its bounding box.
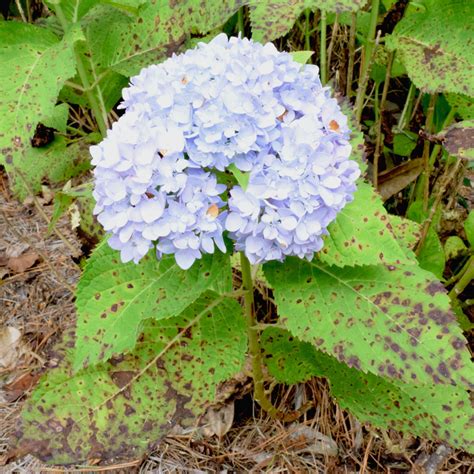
[91,34,360,269]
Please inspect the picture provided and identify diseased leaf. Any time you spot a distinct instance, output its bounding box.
[81,1,246,78]
[250,0,368,43]
[444,236,468,260]
[16,293,247,465]
[0,22,82,197]
[74,242,233,370]
[264,258,473,389]
[319,182,409,267]
[386,0,474,95]
[441,120,474,161]
[261,328,474,453]
[387,215,420,265]
[42,103,69,134]
[446,93,474,120]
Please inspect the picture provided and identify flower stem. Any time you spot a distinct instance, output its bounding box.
[420,93,437,212]
[239,252,313,422]
[304,8,311,50]
[238,7,245,36]
[396,82,416,132]
[346,12,356,97]
[240,252,279,418]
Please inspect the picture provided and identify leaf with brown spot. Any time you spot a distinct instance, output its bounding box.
[441,119,474,161]
[386,0,474,95]
[319,182,410,267]
[74,240,233,371]
[261,328,474,453]
[249,0,368,42]
[264,258,473,390]
[15,293,246,465]
[0,23,83,198]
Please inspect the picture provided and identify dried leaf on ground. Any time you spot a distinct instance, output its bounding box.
[7,251,39,274]
[0,327,22,369]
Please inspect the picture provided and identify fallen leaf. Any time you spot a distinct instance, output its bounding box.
[7,251,39,273]
[200,402,234,439]
[288,424,339,456]
[3,372,41,403]
[377,158,423,201]
[0,327,22,369]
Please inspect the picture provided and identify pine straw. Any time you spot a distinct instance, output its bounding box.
[0,176,472,473]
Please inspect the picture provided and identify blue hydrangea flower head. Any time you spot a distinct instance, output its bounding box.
[91,33,360,269]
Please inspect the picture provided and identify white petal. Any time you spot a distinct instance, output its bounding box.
[226,213,243,232]
[175,249,197,270]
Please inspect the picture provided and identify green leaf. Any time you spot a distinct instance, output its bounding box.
[444,236,468,260]
[319,182,409,267]
[42,103,69,133]
[388,214,421,254]
[250,0,368,42]
[16,293,247,465]
[0,22,82,197]
[75,242,233,370]
[446,93,474,120]
[45,0,100,23]
[393,131,418,157]
[227,163,250,191]
[261,327,474,453]
[81,1,246,78]
[417,228,446,279]
[386,0,474,95]
[441,120,474,161]
[464,211,474,247]
[264,258,473,389]
[290,50,314,64]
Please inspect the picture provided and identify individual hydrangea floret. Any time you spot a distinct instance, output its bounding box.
[91,33,360,269]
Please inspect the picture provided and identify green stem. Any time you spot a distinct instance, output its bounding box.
[240,252,280,419]
[319,10,327,85]
[420,93,437,212]
[238,7,245,36]
[54,2,108,137]
[304,8,311,50]
[448,256,474,300]
[428,107,456,168]
[346,12,356,97]
[396,82,416,132]
[363,0,380,78]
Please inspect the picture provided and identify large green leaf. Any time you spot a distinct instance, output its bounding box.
[319,182,409,267]
[261,328,474,453]
[250,0,368,42]
[0,22,81,197]
[16,293,246,465]
[74,242,233,370]
[264,258,473,389]
[386,0,474,96]
[80,0,246,78]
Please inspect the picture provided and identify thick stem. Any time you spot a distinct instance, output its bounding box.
[448,256,474,300]
[346,12,357,97]
[238,7,245,36]
[54,3,108,137]
[319,10,327,85]
[240,252,280,418]
[354,31,381,123]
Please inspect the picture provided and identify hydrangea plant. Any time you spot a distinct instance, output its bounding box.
[15,34,474,464]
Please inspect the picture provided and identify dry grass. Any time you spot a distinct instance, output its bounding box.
[0,172,472,473]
